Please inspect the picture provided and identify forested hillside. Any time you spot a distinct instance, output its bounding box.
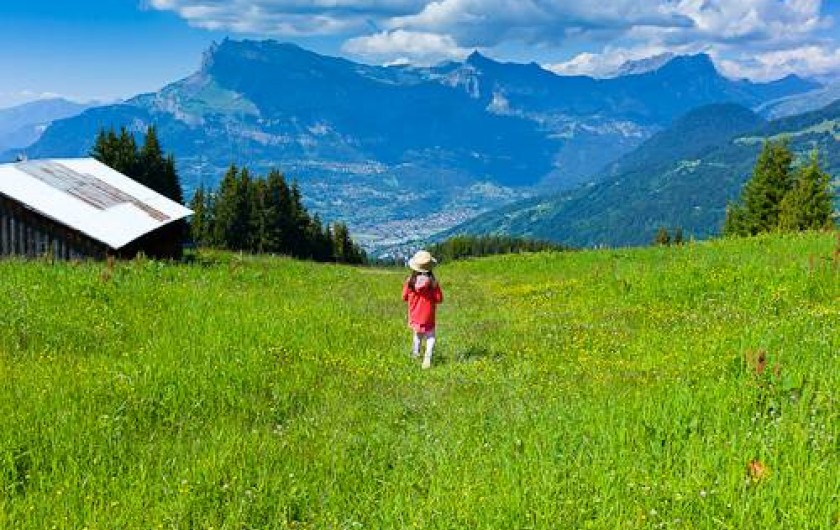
[445,100,840,247]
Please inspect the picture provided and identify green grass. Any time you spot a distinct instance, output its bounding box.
[1,232,838,529]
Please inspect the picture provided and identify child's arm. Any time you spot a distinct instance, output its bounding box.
[433,284,443,303]
[402,281,412,301]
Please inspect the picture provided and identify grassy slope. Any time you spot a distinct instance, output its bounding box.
[1,232,838,529]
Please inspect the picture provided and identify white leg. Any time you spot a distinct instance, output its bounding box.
[422,331,436,369]
[412,332,422,358]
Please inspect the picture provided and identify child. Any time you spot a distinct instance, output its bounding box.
[402,250,443,369]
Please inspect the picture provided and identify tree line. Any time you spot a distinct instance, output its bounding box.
[653,227,685,246]
[92,126,365,264]
[93,126,184,205]
[190,165,366,264]
[427,234,567,262]
[724,139,836,236]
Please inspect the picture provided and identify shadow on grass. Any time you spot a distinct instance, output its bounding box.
[434,346,502,366]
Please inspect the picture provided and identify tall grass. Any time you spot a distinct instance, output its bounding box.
[1,232,838,529]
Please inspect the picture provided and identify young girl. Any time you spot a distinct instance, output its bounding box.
[402,250,443,369]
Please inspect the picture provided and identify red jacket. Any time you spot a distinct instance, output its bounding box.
[402,276,443,333]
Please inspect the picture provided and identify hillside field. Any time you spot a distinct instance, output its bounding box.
[1,232,838,529]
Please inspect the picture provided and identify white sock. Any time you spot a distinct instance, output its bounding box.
[412,333,422,355]
[424,336,436,362]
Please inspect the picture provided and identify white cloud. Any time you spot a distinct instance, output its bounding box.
[716,44,840,81]
[668,0,825,43]
[147,0,840,80]
[545,45,678,77]
[343,29,469,64]
[148,0,428,35]
[545,1,837,80]
[388,1,692,47]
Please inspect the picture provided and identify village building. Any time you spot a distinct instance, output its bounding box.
[0,158,192,260]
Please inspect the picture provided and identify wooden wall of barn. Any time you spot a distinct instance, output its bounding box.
[0,194,107,260]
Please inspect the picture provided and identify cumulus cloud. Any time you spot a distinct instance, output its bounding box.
[388,1,693,48]
[716,44,840,80]
[148,0,429,35]
[546,45,681,77]
[546,1,837,79]
[147,0,840,80]
[668,0,825,44]
[343,29,469,64]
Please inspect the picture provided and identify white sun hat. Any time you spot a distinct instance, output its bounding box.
[408,250,437,272]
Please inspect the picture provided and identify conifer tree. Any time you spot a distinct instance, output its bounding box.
[288,180,311,253]
[725,139,794,236]
[725,141,836,237]
[265,169,292,254]
[91,129,112,166]
[161,154,184,205]
[779,151,836,231]
[213,165,241,250]
[195,164,365,263]
[139,125,164,192]
[189,184,208,247]
[91,125,185,205]
[251,178,273,253]
[654,227,671,246]
[307,214,333,262]
[331,222,351,262]
[91,127,138,177]
[723,203,748,237]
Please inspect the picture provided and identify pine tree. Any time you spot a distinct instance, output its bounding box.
[654,227,671,246]
[288,181,309,256]
[307,214,333,262]
[91,129,112,166]
[115,127,140,177]
[139,125,164,192]
[250,178,272,253]
[265,169,292,254]
[199,164,365,263]
[161,154,184,205]
[138,126,185,204]
[779,151,836,231]
[725,139,794,236]
[92,125,185,205]
[723,203,748,237]
[91,127,138,177]
[189,185,208,247]
[725,141,836,237]
[213,165,241,250]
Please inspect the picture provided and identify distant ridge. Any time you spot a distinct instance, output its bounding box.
[612,53,676,77]
[0,98,95,152]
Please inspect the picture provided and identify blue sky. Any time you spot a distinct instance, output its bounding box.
[2,1,840,108]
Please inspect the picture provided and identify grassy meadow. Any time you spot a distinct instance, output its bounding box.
[0,232,838,529]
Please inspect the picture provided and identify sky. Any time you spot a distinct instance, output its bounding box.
[2,0,840,109]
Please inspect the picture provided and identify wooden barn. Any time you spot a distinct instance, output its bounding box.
[0,158,192,260]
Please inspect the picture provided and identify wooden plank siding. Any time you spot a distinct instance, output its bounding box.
[0,193,107,260]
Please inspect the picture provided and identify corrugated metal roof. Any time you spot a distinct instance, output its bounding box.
[0,158,193,249]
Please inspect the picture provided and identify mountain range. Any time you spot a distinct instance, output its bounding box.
[444,100,840,248]
[0,98,94,153]
[7,39,828,249]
